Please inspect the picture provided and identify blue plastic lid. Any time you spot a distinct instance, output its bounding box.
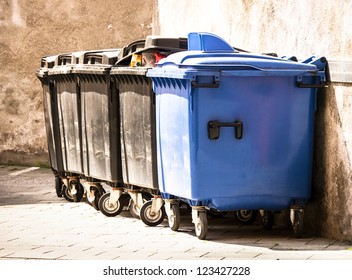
[188,32,234,52]
[147,32,326,80]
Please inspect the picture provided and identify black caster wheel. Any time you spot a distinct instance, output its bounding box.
[207,209,227,218]
[55,176,63,198]
[140,200,166,226]
[89,186,106,211]
[98,192,124,217]
[261,211,274,230]
[235,210,258,225]
[168,203,181,231]
[129,193,151,219]
[62,180,83,203]
[195,211,208,240]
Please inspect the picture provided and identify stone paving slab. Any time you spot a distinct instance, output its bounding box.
[1,165,352,260]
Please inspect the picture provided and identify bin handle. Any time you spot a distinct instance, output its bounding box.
[208,120,243,140]
[296,81,326,88]
[191,80,219,88]
[296,75,326,88]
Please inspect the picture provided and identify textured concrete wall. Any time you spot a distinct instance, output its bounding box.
[0,0,154,165]
[155,0,352,240]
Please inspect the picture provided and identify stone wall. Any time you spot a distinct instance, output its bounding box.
[154,0,352,240]
[0,0,155,165]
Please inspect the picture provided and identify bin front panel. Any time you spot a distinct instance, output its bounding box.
[42,81,59,172]
[80,75,122,182]
[43,80,64,173]
[116,74,158,189]
[56,75,83,174]
[153,74,316,210]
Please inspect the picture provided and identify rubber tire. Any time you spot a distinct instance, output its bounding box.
[195,211,208,240]
[62,181,83,203]
[207,209,227,218]
[129,193,151,219]
[235,210,258,225]
[62,184,74,202]
[168,203,181,231]
[140,200,166,227]
[89,186,105,211]
[292,210,304,238]
[261,211,274,230]
[98,192,123,217]
[55,176,63,198]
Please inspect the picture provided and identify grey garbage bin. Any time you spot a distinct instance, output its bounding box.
[36,55,64,197]
[108,36,188,223]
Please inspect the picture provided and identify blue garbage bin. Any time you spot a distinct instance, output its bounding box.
[147,32,326,239]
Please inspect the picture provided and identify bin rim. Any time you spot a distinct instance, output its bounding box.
[153,51,318,69]
[110,66,149,75]
[72,65,112,75]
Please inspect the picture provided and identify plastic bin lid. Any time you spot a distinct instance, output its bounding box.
[116,36,187,66]
[188,32,234,52]
[147,32,324,78]
[82,49,120,65]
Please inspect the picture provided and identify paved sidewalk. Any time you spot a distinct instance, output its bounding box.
[1,165,352,260]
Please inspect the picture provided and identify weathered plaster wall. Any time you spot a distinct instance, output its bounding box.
[155,0,352,240]
[0,0,154,165]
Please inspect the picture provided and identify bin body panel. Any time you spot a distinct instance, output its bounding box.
[42,79,64,173]
[152,73,316,211]
[56,75,84,174]
[114,72,158,189]
[80,74,122,182]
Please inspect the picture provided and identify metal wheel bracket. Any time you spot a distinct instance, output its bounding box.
[164,199,178,218]
[290,207,304,225]
[150,196,164,215]
[259,210,265,217]
[68,178,78,195]
[109,188,123,205]
[62,177,69,188]
[191,206,206,226]
[128,191,143,209]
[81,181,95,203]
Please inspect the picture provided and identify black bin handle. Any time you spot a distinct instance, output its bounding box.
[208,120,243,140]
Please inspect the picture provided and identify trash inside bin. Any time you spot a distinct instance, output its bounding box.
[147,32,327,239]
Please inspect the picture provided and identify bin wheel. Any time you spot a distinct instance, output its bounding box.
[195,211,208,240]
[292,210,304,238]
[55,176,63,198]
[207,209,227,218]
[140,200,166,227]
[235,210,258,225]
[261,211,274,230]
[129,193,151,219]
[168,203,181,231]
[62,181,83,203]
[89,186,106,211]
[98,192,123,217]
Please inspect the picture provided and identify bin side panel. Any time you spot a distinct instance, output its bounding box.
[155,78,192,197]
[80,76,122,182]
[81,78,109,180]
[154,75,315,210]
[119,76,158,189]
[57,76,83,174]
[43,83,59,172]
